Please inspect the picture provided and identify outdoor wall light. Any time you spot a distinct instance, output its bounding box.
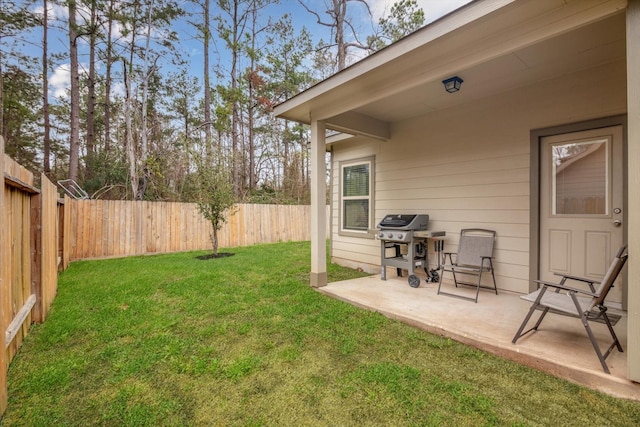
[442,76,463,93]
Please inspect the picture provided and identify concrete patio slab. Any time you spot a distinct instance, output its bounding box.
[317,275,640,401]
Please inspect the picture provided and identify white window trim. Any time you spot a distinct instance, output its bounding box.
[339,156,375,238]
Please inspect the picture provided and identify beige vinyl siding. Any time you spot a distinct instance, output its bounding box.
[331,59,626,294]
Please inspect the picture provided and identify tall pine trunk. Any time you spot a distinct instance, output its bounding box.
[231,0,241,198]
[43,0,51,176]
[104,0,114,152]
[136,0,155,200]
[231,0,240,198]
[247,6,258,192]
[68,0,80,182]
[203,0,212,160]
[85,0,97,179]
[123,58,137,198]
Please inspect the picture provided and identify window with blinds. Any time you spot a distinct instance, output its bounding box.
[340,159,373,233]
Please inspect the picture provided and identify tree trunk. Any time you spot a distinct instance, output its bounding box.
[247,7,257,192]
[136,0,155,201]
[43,0,51,176]
[85,0,97,179]
[231,0,241,198]
[203,0,212,160]
[68,0,80,182]
[123,59,138,198]
[331,0,348,70]
[211,227,219,255]
[104,0,114,152]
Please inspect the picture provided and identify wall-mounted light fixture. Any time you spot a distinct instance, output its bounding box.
[442,76,463,93]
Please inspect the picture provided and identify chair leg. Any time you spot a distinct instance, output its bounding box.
[512,304,551,343]
[489,260,498,295]
[571,296,610,374]
[531,306,550,330]
[473,271,482,303]
[437,254,452,295]
[599,311,623,362]
[512,289,551,343]
[451,268,459,288]
[600,309,624,353]
[581,313,610,374]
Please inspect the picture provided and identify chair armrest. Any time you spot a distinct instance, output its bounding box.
[480,256,494,269]
[533,280,599,297]
[552,272,596,285]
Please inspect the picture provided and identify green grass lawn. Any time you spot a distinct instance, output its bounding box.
[2,241,639,426]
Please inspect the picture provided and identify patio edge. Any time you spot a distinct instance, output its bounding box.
[317,287,640,402]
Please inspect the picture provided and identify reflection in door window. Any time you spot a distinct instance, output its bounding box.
[552,139,608,215]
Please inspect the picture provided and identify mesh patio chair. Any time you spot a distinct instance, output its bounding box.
[437,229,497,303]
[512,245,628,374]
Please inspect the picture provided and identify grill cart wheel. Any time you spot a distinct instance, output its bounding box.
[408,274,421,288]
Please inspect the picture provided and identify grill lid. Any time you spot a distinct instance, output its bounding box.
[377,214,429,230]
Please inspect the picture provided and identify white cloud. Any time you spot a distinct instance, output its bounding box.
[32,3,68,21]
[50,64,71,99]
[111,82,126,99]
[369,0,473,23]
[49,63,89,99]
[418,0,474,23]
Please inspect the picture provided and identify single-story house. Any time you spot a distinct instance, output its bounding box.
[274,0,640,383]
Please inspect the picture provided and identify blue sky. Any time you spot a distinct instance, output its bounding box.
[27,0,471,99]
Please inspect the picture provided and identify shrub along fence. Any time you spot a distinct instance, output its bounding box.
[1,137,63,415]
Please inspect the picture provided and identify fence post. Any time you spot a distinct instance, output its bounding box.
[58,199,64,271]
[63,195,72,265]
[0,136,8,415]
[30,194,43,324]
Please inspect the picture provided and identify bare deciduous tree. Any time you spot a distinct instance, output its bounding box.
[297,0,371,71]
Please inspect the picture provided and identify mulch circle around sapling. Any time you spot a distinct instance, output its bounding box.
[196,253,235,260]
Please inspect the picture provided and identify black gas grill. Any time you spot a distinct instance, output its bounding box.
[377,214,429,242]
[376,214,445,286]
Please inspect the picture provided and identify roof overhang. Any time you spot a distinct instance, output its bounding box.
[274,0,627,140]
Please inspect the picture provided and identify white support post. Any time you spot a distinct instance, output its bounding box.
[627,0,640,382]
[310,119,327,287]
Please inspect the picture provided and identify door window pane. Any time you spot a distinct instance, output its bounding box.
[552,139,608,215]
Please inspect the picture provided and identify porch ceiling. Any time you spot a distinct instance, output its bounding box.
[274,0,627,138]
[355,13,626,124]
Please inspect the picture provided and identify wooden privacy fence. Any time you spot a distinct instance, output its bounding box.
[0,137,62,415]
[65,200,328,260]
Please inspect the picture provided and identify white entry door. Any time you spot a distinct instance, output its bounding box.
[540,126,624,307]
